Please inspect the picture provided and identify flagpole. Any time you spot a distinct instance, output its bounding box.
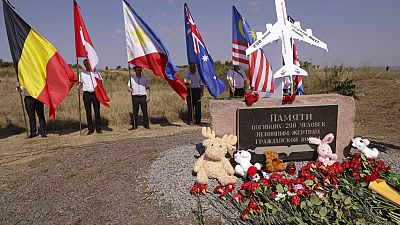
[189,80,194,126]
[18,90,29,138]
[128,64,136,129]
[76,58,82,135]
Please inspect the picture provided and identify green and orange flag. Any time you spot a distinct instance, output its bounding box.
[3,0,77,119]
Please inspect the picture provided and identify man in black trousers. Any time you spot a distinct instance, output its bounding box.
[127,66,150,130]
[16,83,47,138]
[78,59,103,135]
[184,64,204,125]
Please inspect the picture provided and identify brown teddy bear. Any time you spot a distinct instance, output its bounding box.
[264,151,287,172]
[193,127,238,186]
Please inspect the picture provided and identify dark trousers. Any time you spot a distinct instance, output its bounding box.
[230,88,245,97]
[24,96,46,136]
[83,92,101,132]
[132,95,149,128]
[186,88,201,124]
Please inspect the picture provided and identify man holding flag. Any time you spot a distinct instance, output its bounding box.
[3,0,77,132]
[184,3,226,98]
[232,6,274,95]
[122,0,188,101]
[74,0,110,135]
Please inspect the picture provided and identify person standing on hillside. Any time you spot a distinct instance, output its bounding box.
[78,59,103,135]
[16,83,47,138]
[184,64,204,125]
[227,65,247,97]
[127,66,150,130]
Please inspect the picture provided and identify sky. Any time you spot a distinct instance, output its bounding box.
[1,0,399,71]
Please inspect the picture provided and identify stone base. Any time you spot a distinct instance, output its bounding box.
[209,94,355,160]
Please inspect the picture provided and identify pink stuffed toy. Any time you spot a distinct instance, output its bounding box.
[309,133,338,166]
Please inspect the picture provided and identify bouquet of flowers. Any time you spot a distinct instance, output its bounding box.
[190,153,400,224]
[244,92,259,106]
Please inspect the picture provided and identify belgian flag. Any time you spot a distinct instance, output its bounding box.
[3,0,77,119]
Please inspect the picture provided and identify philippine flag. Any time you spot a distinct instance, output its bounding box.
[122,0,188,100]
[74,0,110,107]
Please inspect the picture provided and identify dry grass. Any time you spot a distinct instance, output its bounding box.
[1,65,399,145]
[0,67,217,133]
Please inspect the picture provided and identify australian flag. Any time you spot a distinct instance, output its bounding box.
[184,3,226,97]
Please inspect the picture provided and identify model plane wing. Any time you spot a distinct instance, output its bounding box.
[290,23,328,51]
[246,23,280,56]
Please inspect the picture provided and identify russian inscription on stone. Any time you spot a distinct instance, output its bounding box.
[237,105,338,161]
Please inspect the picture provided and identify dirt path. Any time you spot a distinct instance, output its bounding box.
[0,125,203,225]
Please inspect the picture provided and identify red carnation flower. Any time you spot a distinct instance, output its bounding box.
[291,195,301,207]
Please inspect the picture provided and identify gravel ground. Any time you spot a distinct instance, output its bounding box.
[146,140,400,224]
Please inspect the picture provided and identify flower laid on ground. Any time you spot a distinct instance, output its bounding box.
[282,94,296,103]
[244,92,259,106]
[191,153,400,224]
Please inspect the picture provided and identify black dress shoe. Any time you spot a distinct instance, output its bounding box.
[96,129,103,134]
[29,133,38,138]
[144,125,150,129]
[128,126,137,130]
[87,130,94,135]
[40,133,47,138]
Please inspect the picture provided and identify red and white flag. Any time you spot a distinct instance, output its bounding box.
[74,0,110,107]
[248,50,274,93]
[292,42,304,95]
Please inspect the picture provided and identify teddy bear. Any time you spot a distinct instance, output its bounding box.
[193,127,238,186]
[309,133,338,166]
[264,151,287,172]
[352,137,379,158]
[234,150,261,178]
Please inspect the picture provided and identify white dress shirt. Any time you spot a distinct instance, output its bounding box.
[226,69,247,88]
[79,71,103,92]
[184,71,204,88]
[127,75,149,96]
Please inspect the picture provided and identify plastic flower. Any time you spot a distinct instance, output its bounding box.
[315,191,324,198]
[274,193,286,201]
[294,184,305,192]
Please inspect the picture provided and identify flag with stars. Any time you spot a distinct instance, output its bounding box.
[184,3,226,97]
[122,0,188,100]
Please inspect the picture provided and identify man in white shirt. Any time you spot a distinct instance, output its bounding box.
[184,64,204,125]
[78,59,103,135]
[16,83,47,138]
[226,65,247,97]
[127,66,150,130]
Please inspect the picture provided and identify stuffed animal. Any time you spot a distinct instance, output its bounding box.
[246,166,269,182]
[193,127,238,186]
[234,150,261,178]
[352,137,379,158]
[309,133,338,166]
[264,151,287,172]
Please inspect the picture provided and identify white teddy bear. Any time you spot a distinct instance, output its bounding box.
[234,150,261,178]
[352,137,379,158]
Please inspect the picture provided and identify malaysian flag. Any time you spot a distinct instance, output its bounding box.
[232,6,274,93]
[232,6,248,66]
[184,3,226,97]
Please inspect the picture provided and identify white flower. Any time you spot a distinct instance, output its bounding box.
[274,193,287,201]
[294,184,305,192]
[287,191,296,197]
[316,191,324,198]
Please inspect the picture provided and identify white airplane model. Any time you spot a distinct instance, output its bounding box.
[246,0,328,78]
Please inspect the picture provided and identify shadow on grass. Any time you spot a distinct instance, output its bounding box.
[129,113,181,127]
[46,117,113,135]
[0,123,26,139]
